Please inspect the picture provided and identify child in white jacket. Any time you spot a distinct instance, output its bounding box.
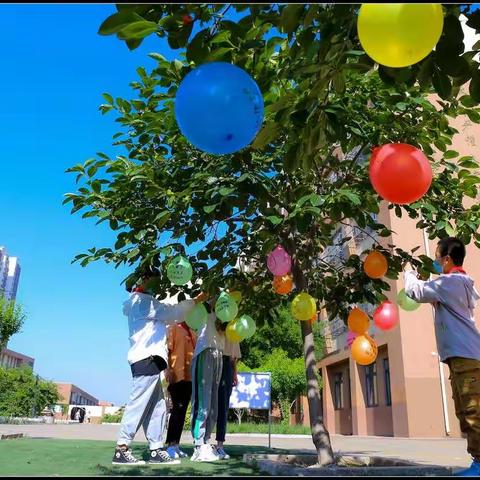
[112,266,206,466]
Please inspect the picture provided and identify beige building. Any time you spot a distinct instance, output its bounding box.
[0,347,34,369]
[315,97,480,438]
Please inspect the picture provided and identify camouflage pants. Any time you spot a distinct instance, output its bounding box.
[448,357,480,460]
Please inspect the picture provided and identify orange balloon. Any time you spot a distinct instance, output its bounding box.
[348,308,370,335]
[310,312,318,325]
[351,334,378,366]
[273,275,293,295]
[364,251,388,279]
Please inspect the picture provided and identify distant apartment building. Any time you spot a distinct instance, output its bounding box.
[0,246,21,300]
[0,347,34,369]
[54,383,99,407]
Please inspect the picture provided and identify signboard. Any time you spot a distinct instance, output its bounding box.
[229,372,271,410]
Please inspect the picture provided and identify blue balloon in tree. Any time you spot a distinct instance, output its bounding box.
[175,62,264,155]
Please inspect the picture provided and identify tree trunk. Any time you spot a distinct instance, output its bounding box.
[290,247,335,466]
[299,318,335,466]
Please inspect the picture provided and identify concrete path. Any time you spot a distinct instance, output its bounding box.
[0,423,471,469]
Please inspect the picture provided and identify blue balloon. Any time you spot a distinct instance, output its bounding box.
[175,62,264,155]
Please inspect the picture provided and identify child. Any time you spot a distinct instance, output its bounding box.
[190,301,226,462]
[214,337,241,460]
[164,320,197,459]
[112,266,206,466]
[404,237,480,477]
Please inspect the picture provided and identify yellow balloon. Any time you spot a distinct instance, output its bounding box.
[226,321,242,342]
[291,292,317,321]
[229,290,243,304]
[357,4,444,68]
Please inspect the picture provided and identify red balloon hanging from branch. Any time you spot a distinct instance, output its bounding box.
[373,301,400,331]
[369,143,433,205]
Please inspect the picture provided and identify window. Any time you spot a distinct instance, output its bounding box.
[365,363,378,407]
[334,372,344,410]
[384,358,392,406]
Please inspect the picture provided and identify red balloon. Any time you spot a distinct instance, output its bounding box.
[369,144,432,204]
[373,301,400,331]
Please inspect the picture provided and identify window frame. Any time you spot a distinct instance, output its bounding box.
[333,372,344,410]
[384,358,392,406]
[365,363,378,408]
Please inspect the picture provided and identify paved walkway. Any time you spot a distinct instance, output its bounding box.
[0,423,471,469]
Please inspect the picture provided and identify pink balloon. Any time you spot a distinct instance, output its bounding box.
[267,245,292,276]
[347,331,358,347]
[373,301,400,331]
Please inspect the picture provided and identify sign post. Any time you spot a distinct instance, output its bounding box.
[229,371,272,448]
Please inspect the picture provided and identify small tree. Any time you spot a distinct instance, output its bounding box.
[0,295,26,351]
[240,349,308,425]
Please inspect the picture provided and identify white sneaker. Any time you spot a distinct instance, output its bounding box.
[190,446,201,462]
[214,446,231,460]
[194,444,220,462]
[166,445,179,459]
[174,445,188,458]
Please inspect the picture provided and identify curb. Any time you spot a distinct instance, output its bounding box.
[243,453,456,477]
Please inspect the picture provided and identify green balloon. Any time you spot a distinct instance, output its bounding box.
[235,314,256,339]
[185,303,208,331]
[397,288,420,312]
[215,292,238,323]
[167,256,193,286]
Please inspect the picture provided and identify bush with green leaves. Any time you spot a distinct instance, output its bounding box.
[0,294,26,351]
[0,366,59,418]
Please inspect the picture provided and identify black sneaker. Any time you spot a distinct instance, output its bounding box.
[112,446,146,465]
[148,448,181,465]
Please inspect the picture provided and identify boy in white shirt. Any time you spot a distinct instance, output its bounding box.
[190,300,226,462]
[112,266,206,466]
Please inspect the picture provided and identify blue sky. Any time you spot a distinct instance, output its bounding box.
[1,4,193,404]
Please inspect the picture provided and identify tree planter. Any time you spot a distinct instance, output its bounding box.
[243,453,455,477]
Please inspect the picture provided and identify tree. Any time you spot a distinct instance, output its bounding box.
[0,366,59,417]
[239,348,310,425]
[64,4,480,465]
[241,305,324,369]
[0,295,27,351]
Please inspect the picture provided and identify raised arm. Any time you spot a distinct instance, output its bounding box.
[153,299,195,325]
[404,270,441,303]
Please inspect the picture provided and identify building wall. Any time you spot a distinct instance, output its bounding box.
[54,383,98,406]
[0,347,34,369]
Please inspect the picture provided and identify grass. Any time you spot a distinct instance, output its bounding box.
[226,422,311,435]
[0,438,283,476]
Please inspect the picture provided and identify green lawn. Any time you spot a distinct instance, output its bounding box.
[226,422,310,435]
[0,438,281,476]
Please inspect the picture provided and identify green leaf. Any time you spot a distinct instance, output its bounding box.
[252,123,280,149]
[155,211,171,228]
[98,10,142,36]
[266,215,283,226]
[118,21,158,40]
[219,187,235,196]
[126,38,143,51]
[205,47,233,62]
[444,150,459,159]
[417,57,434,89]
[203,205,218,214]
[332,71,345,94]
[102,93,114,104]
[469,70,480,103]
[279,4,304,33]
[432,68,452,100]
[445,222,455,236]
